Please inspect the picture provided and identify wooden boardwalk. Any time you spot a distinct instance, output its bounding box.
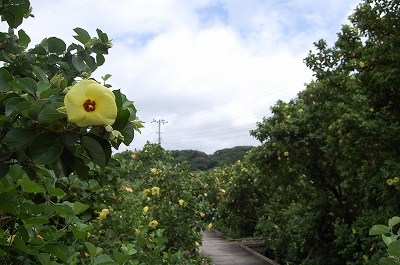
[200,230,278,265]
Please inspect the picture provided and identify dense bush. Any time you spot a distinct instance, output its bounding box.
[201,0,400,264]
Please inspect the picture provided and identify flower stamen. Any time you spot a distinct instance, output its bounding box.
[83,99,96,112]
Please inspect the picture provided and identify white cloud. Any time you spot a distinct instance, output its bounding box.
[3,0,361,153]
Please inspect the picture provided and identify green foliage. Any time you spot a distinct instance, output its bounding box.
[170,146,253,171]
[370,217,400,265]
[197,0,400,264]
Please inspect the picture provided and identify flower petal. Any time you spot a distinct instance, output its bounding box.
[85,82,115,101]
[94,93,117,124]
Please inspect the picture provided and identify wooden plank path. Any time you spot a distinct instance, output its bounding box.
[200,230,278,265]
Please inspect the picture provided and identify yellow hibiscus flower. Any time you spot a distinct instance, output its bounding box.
[64,80,117,127]
[151,187,160,195]
[149,220,158,229]
[178,199,185,206]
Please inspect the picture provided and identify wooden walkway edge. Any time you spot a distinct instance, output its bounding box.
[200,230,279,265]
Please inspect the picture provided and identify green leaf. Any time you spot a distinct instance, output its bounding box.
[120,122,134,146]
[112,109,130,131]
[0,163,9,178]
[31,65,49,82]
[81,136,106,168]
[0,68,11,92]
[37,253,52,265]
[370,224,390,235]
[37,102,65,123]
[37,81,52,96]
[92,43,108,54]
[112,249,131,264]
[44,244,70,263]
[18,29,30,47]
[388,240,400,258]
[379,257,399,265]
[85,242,97,257]
[72,56,87,72]
[5,128,35,151]
[73,28,91,44]
[29,45,47,55]
[73,201,89,215]
[96,53,105,66]
[94,254,117,265]
[20,77,37,95]
[27,215,49,225]
[47,37,66,54]
[389,217,400,227]
[0,192,19,214]
[21,175,46,194]
[5,96,25,116]
[30,132,64,165]
[3,6,24,28]
[48,187,66,197]
[61,133,79,146]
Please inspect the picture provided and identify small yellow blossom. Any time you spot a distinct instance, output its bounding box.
[143,206,149,215]
[219,189,226,195]
[151,187,160,195]
[363,255,368,260]
[7,235,16,245]
[284,152,289,156]
[199,212,205,218]
[287,115,291,119]
[352,228,356,234]
[131,153,137,159]
[178,199,185,206]
[97,208,110,223]
[207,223,213,231]
[298,109,303,113]
[143,189,151,195]
[149,220,158,229]
[394,177,399,183]
[64,80,117,127]
[125,187,133,193]
[285,105,289,109]
[359,61,365,68]
[150,168,158,174]
[272,142,277,147]
[387,179,394,186]
[194,242,200,247]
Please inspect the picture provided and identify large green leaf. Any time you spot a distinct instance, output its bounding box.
[73,27,91,44]
[44,244,70,263]
[31,65,49,82]
[72,56,87,72]
[387,240,400,257]
[379,257,399,265]
[17,29,30,47]
[94,254,117,265]
[37,102,65,123]
[47,37,66,54]
[19,77,37,95]
[0,68,11,92]
[3,5,24,28]
[81,136,106,168]
[30,132,64,165]
[21,175,46,194]
[36,253,52,265]
[112,109,130,131]
[370,224,391,235]
[5,128,35,151]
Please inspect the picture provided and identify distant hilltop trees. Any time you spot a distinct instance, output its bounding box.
[169,146,254,171]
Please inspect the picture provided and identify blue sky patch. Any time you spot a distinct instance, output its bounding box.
[196,1,228,26]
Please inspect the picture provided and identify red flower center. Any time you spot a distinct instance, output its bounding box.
[83,99,96,112]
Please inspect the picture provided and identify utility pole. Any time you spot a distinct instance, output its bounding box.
[152,119,168,144]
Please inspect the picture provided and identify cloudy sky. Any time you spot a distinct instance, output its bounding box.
[5,0,361,154]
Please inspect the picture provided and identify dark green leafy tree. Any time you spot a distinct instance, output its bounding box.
[247,0,400,264]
